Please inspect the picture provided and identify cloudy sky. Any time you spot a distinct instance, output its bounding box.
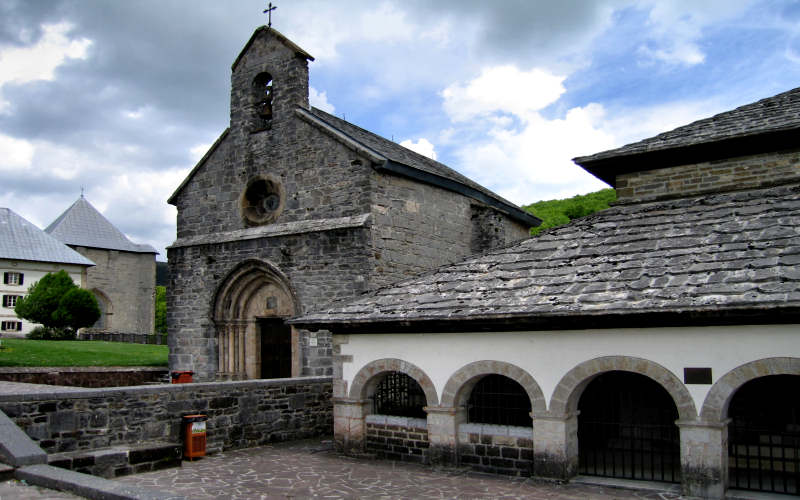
[2,1,800,260]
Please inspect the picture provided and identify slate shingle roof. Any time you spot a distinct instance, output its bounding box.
[306,108,535,224]
[0,208,94,266]
[293,182,800,331]
[574,87,800,185]
[45,197,157,254]
[576,87,800,164]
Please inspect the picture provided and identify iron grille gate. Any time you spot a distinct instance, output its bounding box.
[729,421,800,495]
[373,372,427,418]
[468,375,532,427]
[578,421,680,482]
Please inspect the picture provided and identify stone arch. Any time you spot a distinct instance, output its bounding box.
[700,357,800,422]
[252,71,274,130]
[440,360,547,415]
[212,259,300,380]
[549,356,696,421]
[349,358,438,408]
[91,288,112,330]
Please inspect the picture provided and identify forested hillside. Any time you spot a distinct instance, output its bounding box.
[524,188,616,235]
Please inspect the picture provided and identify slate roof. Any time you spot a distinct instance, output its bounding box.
[303,108,539,227]
[0,208,94,266]
[293,182,800,332]
[575,86,800,184]
[45,197,157,254]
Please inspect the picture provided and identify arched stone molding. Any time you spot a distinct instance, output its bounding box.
[440,360,546,415]
[90,288,112,330]
[549,356,697,421]
[212,259,300,380]
[213,259,299,320]
[700,357,800,423]
[348,358,439,408]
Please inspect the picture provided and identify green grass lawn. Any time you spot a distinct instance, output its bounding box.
[0,338,168,367]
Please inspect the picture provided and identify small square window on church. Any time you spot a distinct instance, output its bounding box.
[3,272,23,286]
[2,295,21,308]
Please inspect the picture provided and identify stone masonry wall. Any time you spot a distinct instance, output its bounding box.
[457,424,533,476]
[365,415,429,464]
[73,247,155,334]
[168,227,371,380]
[616,149,800,202]
[0,377,332,456]
[173,123,373,241]
[369,174,530,287]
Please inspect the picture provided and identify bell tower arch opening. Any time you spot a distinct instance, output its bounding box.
[213,260,299,380]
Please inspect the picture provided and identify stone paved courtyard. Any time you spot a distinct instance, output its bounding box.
[114,437,686,499]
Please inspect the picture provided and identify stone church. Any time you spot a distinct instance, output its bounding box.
[167,27,538,381]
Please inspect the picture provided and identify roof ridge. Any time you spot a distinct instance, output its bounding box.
[46,197,157,254]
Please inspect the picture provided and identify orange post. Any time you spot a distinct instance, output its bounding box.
[182,414,207,460]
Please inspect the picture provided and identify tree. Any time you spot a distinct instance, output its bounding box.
[154,286,167,334]
[53,288,101,332]
[14,270,100,335]
[525,188,617,236]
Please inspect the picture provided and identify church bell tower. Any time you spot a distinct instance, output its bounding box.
[229,27,314,135]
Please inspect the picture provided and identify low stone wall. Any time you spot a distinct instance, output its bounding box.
[365,415,429,463]
[0,367,169,388]
[457,424,533,476]
[0,377,332,456]
[79,330,167,345]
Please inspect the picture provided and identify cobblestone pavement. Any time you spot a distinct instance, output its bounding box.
[117,437,688,500]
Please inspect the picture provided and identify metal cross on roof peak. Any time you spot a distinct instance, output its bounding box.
[264,2,277,28]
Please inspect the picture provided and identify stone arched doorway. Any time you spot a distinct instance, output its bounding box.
[546,356,695,482]
[91,288,112,330]
[700,358,800,496]
[213,260,299,380]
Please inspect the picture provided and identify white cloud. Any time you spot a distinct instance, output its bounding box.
[439,61,730,205]
[442,65,565,122]
[0,134,35,171]
[400,138,437,160]
[452,102,614,204]
[0,22,92,111]
[636,0,754,66]
[309,87,335,114]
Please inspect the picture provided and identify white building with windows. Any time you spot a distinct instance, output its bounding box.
[0,208,94,337]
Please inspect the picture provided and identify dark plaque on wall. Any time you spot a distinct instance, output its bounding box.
[684,367,712,384]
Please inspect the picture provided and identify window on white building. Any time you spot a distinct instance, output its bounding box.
[3,272,23,286]
[1,321,22,331]
[2,295,21,308]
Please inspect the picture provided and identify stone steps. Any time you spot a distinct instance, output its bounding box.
[48,441,182,479]
[0,461,14,481]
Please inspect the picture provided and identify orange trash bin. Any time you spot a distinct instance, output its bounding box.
[171,370,194,384]
[182,414,207,460]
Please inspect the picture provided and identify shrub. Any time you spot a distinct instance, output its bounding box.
[26,326,76,341]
